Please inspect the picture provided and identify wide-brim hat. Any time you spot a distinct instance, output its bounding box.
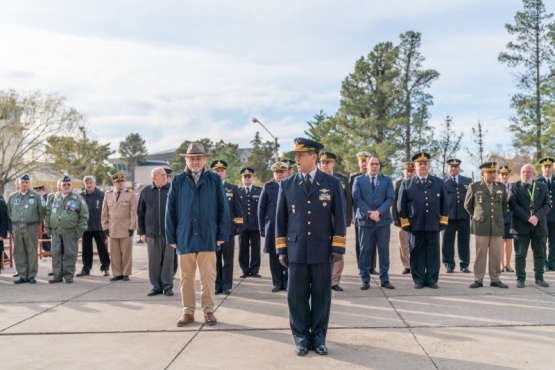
[179,143,211,157]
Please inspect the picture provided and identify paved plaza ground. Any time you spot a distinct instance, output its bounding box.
[1,226,555,369]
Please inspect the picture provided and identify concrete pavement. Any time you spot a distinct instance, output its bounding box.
[1,227,555,369]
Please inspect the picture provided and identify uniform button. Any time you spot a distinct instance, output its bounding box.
[426,210,428,213]
[491,216,494,218]
[308,232,311,235]
[424,191,427,194]
[308,211,311,214]
[426,203,428,206]
[308,201,311,204]
[425,197,428,200]
[248,212,251,215]
[308,221,311,225]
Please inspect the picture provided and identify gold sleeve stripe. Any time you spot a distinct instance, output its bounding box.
[235,218,244,224]
[400,218,410,228]
[332,235,346,248]
[440,216,448,225]
[276,237,286,249]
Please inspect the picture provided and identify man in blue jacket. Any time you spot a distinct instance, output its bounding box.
[353,154,395,290]
[535,157,555,271]
[166,143,229,327]
[276,138,347,356]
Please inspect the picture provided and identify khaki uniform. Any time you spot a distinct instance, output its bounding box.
[464,181,508,283]
[7,190,46,281]
[101,189,137,277]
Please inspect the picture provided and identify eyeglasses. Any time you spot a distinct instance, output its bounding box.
[243,175,252,178]
[62,184,72,187]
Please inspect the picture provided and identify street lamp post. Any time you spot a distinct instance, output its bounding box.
[251,117,279,161]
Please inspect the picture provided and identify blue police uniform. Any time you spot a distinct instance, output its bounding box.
[398,166,448,287]
[239,183,262,276]
[442,173,472,271]
[535,171,555,270]
[276,169,347,349]
[258,179,288,290]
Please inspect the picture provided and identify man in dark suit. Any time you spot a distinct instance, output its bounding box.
[535,157,555,271]
[276,138,347,356]
[442,159,472,273]
[212,160,243,295]
[239,167,262,278]
[392,162,415,274]
[509,163,550,288]
[398,152,448,289]
[0,194,9,274]
[258,161,289,292]
[352,154,395,290]
[318,151,353,291]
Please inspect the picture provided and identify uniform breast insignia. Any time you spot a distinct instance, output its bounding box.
[323,202,328,207]
[13,198,20,205]
[28,198,35,204]
[292,204,296,214]
[319,189,331,201]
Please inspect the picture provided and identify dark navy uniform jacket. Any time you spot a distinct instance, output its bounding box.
[535,175,555,223]
[398,175,449,232]
[444,175,472,219]
[258,179,279,253]
[275,170,347,264]
[502,183,513,224]
[335,173,353,226]
[224,181,243,236]
[240,185,262,231]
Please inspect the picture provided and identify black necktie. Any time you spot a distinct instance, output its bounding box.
[116,192,120,201]
[371,176,376,191]
[247,187,250,195]
[305,174,312,190]
[452,176,457,185]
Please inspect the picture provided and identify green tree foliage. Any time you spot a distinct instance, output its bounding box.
[0,89,82,192]
[246,132,277,183]
[304,110,328,142]
[498,0,555,160]
[433,116,463,177]
[118,132,148,186]
[45,133,114,185]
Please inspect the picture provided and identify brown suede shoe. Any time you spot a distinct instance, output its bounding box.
[204,312,217,326]
[176,314,195,327]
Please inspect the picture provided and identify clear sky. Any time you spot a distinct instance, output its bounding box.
[0,0,534,175]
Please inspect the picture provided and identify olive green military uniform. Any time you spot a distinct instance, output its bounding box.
[45,192,90,282]
[464,180,508,283]
[7,190,46,282]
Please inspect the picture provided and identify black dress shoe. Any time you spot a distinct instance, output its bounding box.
[469,281,483,288]
[110,276,123,281]
[516,279,525,288]
[414,284,424,289]
[370,269,379,275]
[272,287,281,292]
[65,278,74,284]
[360,282,370,290]
[536,280,550,287]
[148,289,163,296]
[48,278,62,284]
[461,267,471,273]
[215,289,223,295]
[103,270,110,276]
[47,272,54,276]
[251,273,262,278]
[12,273,19,277]
[505,267,515,272]
[28,277,37,284]
[240,274,248,278]
[428,282,439,289]
[331,284,344,291]
[122,276,130,281]
[402,268,411,274]
[490,281,509,288]
[446,268,454,273]
[164,289,174,296]
[380,281,395,289]
[314,344,328,355]
[76,271,89,277]
[295,346,309,356]
[223,289,231,295]
[14,278,28,284]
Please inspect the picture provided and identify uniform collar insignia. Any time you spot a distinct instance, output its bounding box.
[320,189,330,193]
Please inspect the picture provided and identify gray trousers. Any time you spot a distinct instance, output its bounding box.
[13,223,39,280]
[51,230,79,281]
[147,235,174,291]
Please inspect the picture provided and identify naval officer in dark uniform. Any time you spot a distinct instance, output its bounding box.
[211,160,243,295]
[239,167,262,277]
[258,161,289,292]
[276,138,347,356]
[442,158,472,273]
[535,157,555,271]
[398,152,448,289]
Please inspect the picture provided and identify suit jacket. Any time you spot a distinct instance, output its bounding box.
[534,175,555,223]
[398,175,449,232]
[502,182,513,224]
[509,180,550,236]
[464,180,507,236]
[335,173,353,227]
[258,179,279,253]
[444,175,472,219]
[240,185,262,231]
[392,178,403,227]
[275,170,347,264]
[352,173,394,227]
[224,181,243,236]
[101,189,137,238]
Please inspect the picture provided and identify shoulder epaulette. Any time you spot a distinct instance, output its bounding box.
[126,189,134,193]
[106,190,114,193]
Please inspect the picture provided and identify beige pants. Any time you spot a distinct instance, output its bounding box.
[474,235,502,282]
[399,229,410,269]
[110,237,133,277]
[332,259,344,285]
[180,252,216,315]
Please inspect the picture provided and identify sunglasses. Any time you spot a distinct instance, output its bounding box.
[62,183,72,187]
[243,175,252,178]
